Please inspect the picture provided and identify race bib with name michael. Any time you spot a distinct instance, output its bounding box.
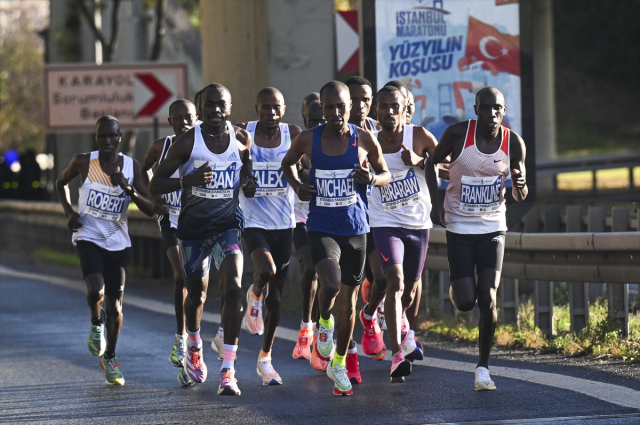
[163,189,182,216]
[254,162,288,197]
[379,168,420,211]
[192,160,237,199]
[459,175,502,214]
[84,182,127,221]
[315,169,357,208]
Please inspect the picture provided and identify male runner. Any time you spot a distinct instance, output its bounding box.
[406,91,415,124]
[140,99,197,387]
[150,84,257,396]
[428,87,527,391]
[55,116,154,385]
[282,81,390,396]
[292,97,325,366]
[235,87,301,385]
[301,92,321,124]
[367,86,439,382]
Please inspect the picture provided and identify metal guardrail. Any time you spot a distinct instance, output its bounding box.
[536,152,640,176]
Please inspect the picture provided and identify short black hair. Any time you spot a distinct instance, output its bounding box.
[168,99,195,116]
[201,83,232,103]
[344,76,372,88]
[475,86,504,105]
[384,80,409,95]
[95,115,120,131]
[319,80,349,101]
[256,87,284,103]
[377,85,404,97]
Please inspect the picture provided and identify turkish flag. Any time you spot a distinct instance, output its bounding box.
[464,16,520,76]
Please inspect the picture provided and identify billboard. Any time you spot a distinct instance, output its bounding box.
[374,0,521,141]
[44,63,188,131]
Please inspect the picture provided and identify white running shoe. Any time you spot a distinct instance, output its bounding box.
[474,366,497,391]
[211,333,224,360]
[241,284,264,335]
[256,358,283,385]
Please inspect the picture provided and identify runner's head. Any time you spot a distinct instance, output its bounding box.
[375,86,406,132]
[305,101,326,129]
[256,87,285,130]
[406,91,415,124]
[194,89,204,121]
[302,92,320,124]
[474,87,506,133]
[168,100,196,137]
[384,80,410,100]
[94,116,121,155]
[345,76,373,127]
[200,83,232,130]
[319,81,351,132]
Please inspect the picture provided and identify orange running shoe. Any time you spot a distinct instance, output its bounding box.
[310,331,329,372]
[292,326,313,360]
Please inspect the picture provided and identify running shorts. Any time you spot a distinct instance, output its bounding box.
[308,231,367,287]
[178,229,243,279]
[76,240,128,298]
[445,231,506,281]
[293,222,310,252]
[243,227,293,278]
[161,227,179,252]
[372,227,430,283]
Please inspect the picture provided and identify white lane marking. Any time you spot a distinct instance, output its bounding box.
[429,412,640,425]
[2,265,640,411]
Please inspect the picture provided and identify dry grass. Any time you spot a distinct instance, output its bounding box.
[556,167,640,191]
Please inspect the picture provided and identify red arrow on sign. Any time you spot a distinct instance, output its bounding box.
[135,73,172,117]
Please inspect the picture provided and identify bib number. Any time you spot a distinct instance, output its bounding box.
[163,189,182,216]
[459,175,502,214]
[315,169,357,208]
[84,183,127,221]
[254,162,288,197]
[192,160,236,199]
[379,168,420,211]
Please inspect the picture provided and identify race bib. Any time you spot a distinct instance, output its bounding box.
[315,169,357,207]
[379,168,421,211]
[84,182,127,221]
[163,189,182,216]
[253,162,288,197]
[459,175,503,214]
[192,160,237,199]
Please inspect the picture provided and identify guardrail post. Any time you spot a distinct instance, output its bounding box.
[544,206,561,233]
[566,205,587,332]
[499,277,519,325]
[587,206,607,301]
[609,207,630,337]
[523,205,539,233]
[535,280,554,335]
[422,268,430,316]
[439,272,456,318]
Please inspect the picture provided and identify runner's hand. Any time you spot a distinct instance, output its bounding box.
[511,168,526,189]
[353,165,372,184]
[151,194,168,215]
[190,161,213,186]
[296,183,316,201]
[400,144,422,167]
[242,176,256,198]
[430,204,447,228]
[67,211,82,231]
[437,164,450,180]
[110,166,129,190]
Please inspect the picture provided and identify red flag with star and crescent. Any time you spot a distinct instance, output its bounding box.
[464,16,520,76]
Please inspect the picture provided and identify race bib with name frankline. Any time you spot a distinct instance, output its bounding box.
[315,169,357,207]
[379,168,420,211]
[459,175,503,214]
[192,160,236,199]
[163,189,182,216]
[84,182,128,221]
[253,162,288,197]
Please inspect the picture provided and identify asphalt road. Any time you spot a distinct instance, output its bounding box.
[1,265,640,425]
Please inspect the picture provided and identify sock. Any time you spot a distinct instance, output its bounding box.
[258,350,271,361]
[363,304,374,321]
[187,327,201,345]
[332,353,346,368]
[91,315,103,326]
[217,326,224,336]
[408,329,415,340]
[221,344,237,370]
[347,342,358,354]
[301,321,314,329]
[104,350,115,359]
[250,290,263,301]
[319,315,334,329]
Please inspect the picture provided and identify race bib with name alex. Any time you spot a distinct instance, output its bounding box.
[253,162,288,197]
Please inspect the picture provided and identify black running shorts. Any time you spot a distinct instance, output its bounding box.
[242,227,293,278]
[446,231,506,282]
[293,222,310,252]
[161,227,179,252]
[308,231,367,287]
[76,240,128,298]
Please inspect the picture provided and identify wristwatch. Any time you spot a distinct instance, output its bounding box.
[126,186,136,197]
[369,175,377,187]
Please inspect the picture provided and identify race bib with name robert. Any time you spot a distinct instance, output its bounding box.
[163,189,182,216]
[459,175,503,214]
[315,169,357,207]
[84,182,127,221]
[254,162,288,197]
[379,168,420,211]
[192,160,237,199]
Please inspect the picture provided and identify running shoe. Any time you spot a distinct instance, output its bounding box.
[360,307,384,357]
[401,333,418,360]
[346,351,362,384]
[170,335,187,367]
[407,336,424,361]
[292,326,313,360]
[390,352,411,382]
[326,363,353,396]
[474,366,496,391]
[218,368,241,396]
[100,355,125,386]
[377,302,387,331]
[88,320,106,357]
[241,284,264,335]
[401,312,410,334]
[315,316,335,361]
[310,332,329,372]
[177,366,195,387]
[257,358,283,385]
[211,333,224,360]
[185,344,207,383]
[371,343,387,361]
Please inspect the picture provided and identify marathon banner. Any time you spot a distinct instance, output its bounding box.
[375,0,521,140]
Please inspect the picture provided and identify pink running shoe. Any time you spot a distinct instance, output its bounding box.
[359,307,384,357]
[218,368,241,395]
[390,352,412,382]
[185,344,207,383]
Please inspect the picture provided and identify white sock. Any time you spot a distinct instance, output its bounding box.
[217,326,224,336]
[408,329,415,339]
[187,327,201,346]
[301,321,313,329]
[221,343,237,370]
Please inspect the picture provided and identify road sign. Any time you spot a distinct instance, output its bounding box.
[44,63,187,131]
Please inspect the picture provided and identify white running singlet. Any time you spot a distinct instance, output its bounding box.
[73,151,133,250]
[444,119,510,234]
[369,125,432,229]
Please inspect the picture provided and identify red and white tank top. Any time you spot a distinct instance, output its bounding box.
[444,119,509,234]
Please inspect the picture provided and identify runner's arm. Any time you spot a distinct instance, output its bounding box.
[509,131,528,202]
[150,132,202,195]
[235,127,256,198]
[356,130,390,186]
[140,138,168,214]
[282,130,315,200]
[55,153,88,230]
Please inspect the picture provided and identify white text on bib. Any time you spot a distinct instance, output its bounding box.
[192,160,236,199]
[84,182,127,221]
[315,169,357,207]
[253,162,288,197]
[460,175,502,214]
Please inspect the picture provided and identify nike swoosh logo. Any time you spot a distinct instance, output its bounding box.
[380,253,389,262]
[352,139,357,147]
[353,257,366,282]
[493,159,502,163]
